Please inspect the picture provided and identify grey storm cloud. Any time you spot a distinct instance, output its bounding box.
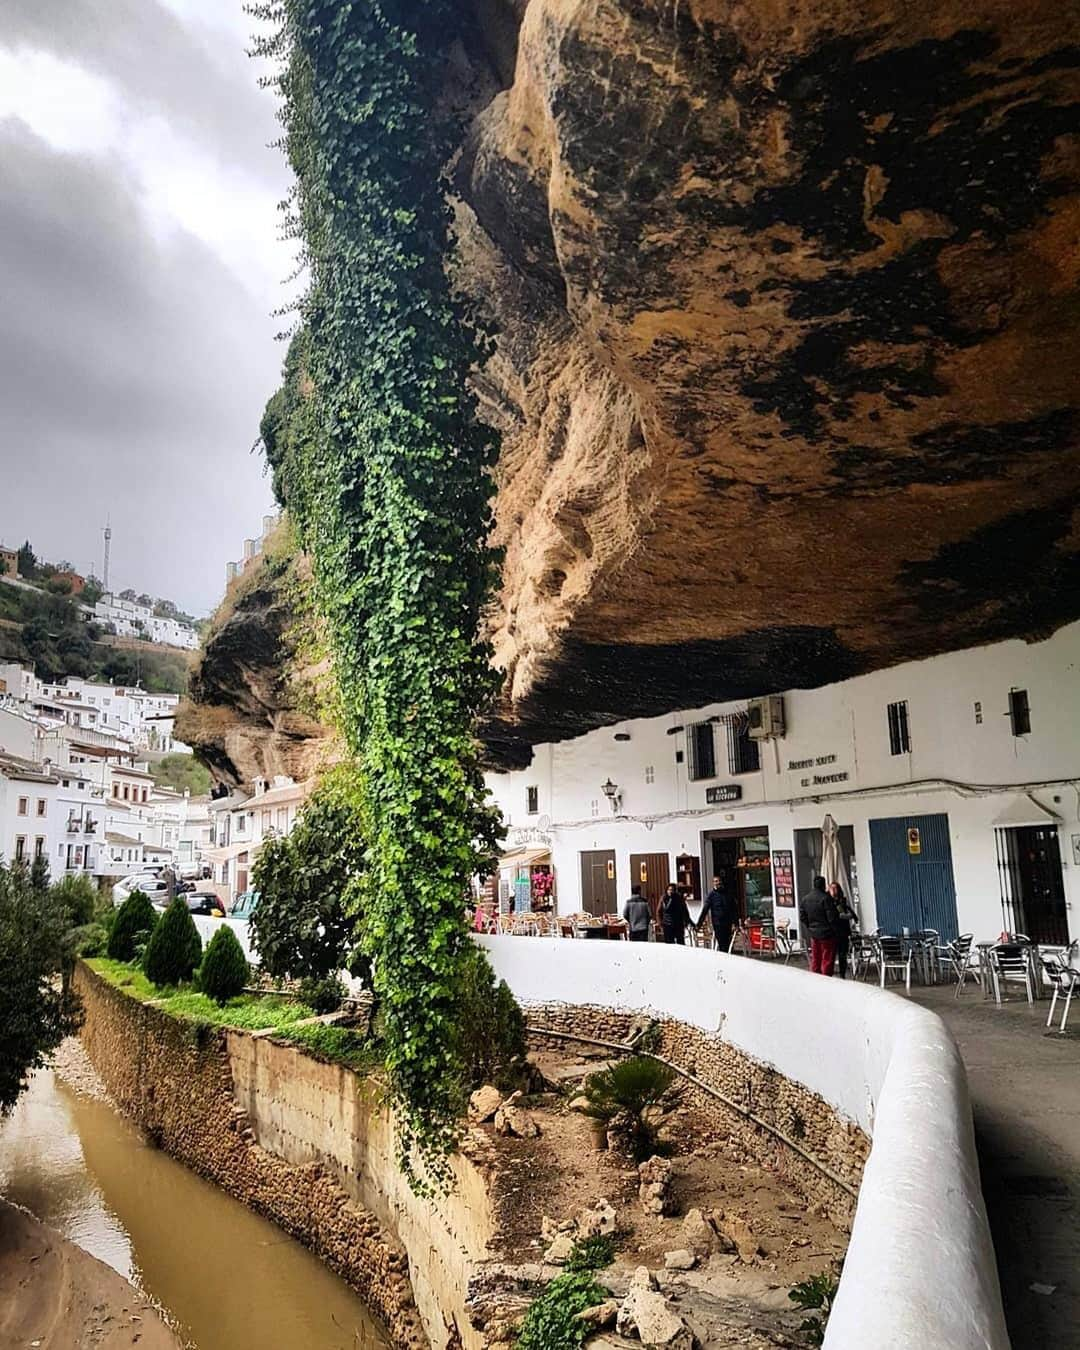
[0,3,293,615]
[3,0,284,188]
[0,122,284,612]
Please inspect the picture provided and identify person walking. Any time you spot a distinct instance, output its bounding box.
[828,881,857,978]
[699,872,739,953]
[660,882,692,945]
[799,876,841,976]
[622,884,652,942]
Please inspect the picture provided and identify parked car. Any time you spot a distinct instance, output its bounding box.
[230,890,260,922]
[183,891,227,917]
[112,875,170,907]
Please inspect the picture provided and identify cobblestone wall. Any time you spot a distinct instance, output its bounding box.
[73,965,426,1348]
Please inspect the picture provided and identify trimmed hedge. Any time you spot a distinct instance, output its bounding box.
[143,897,202,987]
[198,926,250,1004]
[107,890,158,961]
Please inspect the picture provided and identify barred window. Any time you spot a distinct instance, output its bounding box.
[686,722,716,781]
[887,700,911,755]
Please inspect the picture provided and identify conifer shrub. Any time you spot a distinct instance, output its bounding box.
[198,926,250,1004]
[107,889,158,961]
[143,897,202,987]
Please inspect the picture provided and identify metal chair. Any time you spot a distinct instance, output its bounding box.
[942,934,981,997]
[988,943,1035,1005]
[876,935,912,993]
[849,934,877,981]
[1040,954,1080,1032]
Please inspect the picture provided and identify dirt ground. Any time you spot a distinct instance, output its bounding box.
[483,1038,848,1290]
[0,1198,180,1350]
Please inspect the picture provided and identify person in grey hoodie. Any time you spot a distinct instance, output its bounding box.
[622,884,652,942]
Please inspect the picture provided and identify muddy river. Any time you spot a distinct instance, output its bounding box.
[0,1068,389,1350]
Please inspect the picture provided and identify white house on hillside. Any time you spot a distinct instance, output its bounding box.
[93,593,198,650]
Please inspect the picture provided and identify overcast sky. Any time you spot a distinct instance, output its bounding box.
[0,0,296,616]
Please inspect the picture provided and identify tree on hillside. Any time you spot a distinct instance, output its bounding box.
[151,753,211,796]
[0,862,82,1113]
[17,541,36,579]
[82,575,104,606]
[136,593,154,609]
[119,588,136,602]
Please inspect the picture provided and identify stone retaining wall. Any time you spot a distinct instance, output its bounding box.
[74,965,426,1348]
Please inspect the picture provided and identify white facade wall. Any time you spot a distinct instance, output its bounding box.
[486,621,1080,943]
[0,771,63,870]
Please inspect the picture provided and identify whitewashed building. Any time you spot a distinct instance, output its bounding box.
[0,752,63,871]
[92,593,198,650]
[207,775,309,903]
[485,621,1080,948]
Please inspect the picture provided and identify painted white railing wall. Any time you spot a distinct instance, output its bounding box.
[477,935,1010,1350]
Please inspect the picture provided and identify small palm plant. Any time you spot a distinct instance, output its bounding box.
[579,1056,678,1160]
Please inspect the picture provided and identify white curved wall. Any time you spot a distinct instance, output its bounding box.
[477,935,1010,1350]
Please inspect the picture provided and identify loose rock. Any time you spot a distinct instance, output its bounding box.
[663,1249,696,1271]
[469,1085,503,1123]
[616,1287,694,1348]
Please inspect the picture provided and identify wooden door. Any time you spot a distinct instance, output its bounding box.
[630,852,671,925]
[579,849,617,916]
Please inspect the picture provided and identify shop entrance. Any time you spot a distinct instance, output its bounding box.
[996,826,1069,946]
[701,829,773,922]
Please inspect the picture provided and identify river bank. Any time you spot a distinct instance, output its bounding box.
[0,1040,388,1350]
[0,1196,180,1350]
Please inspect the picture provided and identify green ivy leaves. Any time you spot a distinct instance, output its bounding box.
[253,0,502,1191]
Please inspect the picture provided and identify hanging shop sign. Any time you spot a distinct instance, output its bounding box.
[772,849,795,907]
[907,827,922,855]
[706,784,743,804]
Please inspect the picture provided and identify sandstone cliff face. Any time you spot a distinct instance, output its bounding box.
[176,550,337,788]
[187,1,1080,774]
[457,0,1080,764]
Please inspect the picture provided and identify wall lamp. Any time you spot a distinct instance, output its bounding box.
[601,778,622,813]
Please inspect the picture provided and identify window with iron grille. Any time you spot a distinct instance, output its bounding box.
[1008,688,1030,736]
[887,700,911,755]
[526,785,539,815]
[686,722,716,781]
[727,721,760,775]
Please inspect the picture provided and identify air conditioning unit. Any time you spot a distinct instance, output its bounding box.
[747,695,785,740]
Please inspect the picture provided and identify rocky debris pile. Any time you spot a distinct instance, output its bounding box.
[541,1200,618,1263]
[469,1084,542,1139]
[638,1155,674,1216]
[614,1267,694,1348]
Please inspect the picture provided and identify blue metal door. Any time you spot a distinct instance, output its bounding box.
[868,813,959,939]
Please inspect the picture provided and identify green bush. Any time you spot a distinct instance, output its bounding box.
[143,898,201,987]
[580,1056,678,1161]
[789,1270,840,1346]
[198,926,250,1004]
[107,890,158,961]
[564,1236,616,1273]
[514,1270,610,1350]
[298,973,346,1014]
[458,946,527,1092]
[51,874,98,928]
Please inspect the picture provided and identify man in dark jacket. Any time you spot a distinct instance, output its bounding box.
[699,873,739,953]
[799,876,841,976]
[622,885,652,942]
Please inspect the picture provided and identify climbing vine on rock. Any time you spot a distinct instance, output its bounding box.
[253,0,502,1188]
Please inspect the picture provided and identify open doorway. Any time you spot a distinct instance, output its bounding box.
[701,828,772,922]
[996,826,1069,945]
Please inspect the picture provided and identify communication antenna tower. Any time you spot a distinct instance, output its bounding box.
[102,521,112,593]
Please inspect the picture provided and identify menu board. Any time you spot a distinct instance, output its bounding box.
[772,849,795,908]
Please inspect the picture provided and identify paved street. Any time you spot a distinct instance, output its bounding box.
[910,985,1080,1350]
